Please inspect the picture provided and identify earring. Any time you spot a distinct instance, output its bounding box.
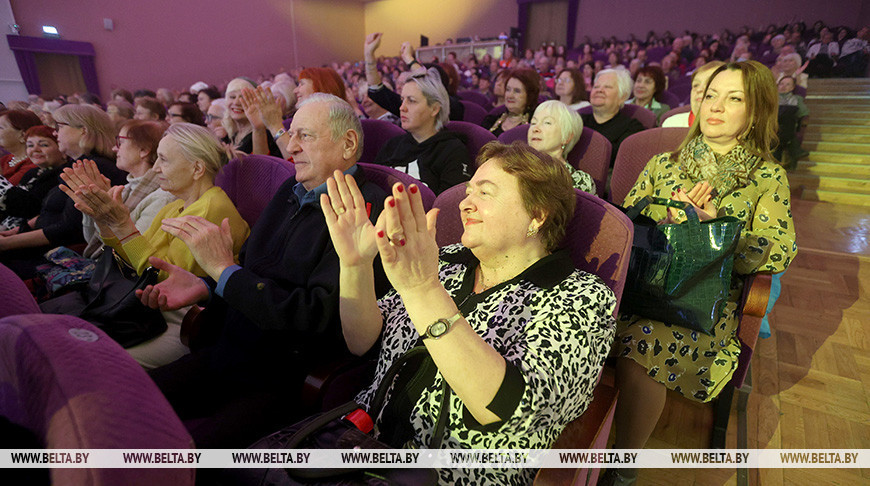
[527,227,538,238]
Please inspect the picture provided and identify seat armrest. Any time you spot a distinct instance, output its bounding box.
[741,273,772,318]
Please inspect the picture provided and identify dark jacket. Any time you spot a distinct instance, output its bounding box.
[0,165,64,220]
[581,111,645,166]
[374,130,471,194]
[207,165,388,386]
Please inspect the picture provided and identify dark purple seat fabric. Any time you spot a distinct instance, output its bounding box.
[610,127,689,206]
[434,186,632,308]
[646,46,669,63]
[457,90,493,111]
[570,128,612,199]
[359,118,406,164]
[660,90,682,108]
[460,100,488,126]
[659,104,691,126]
[357,163,435,210]
[498,126,610,199]
[793,85,807,98]
[0,314,195,485]
[0,263,40,318]
[496,124,529,145]
[445,121,497,163]
[667,81,692,105]
[215,155,296,227]
[282,118,293,130]
[620,103,657,130]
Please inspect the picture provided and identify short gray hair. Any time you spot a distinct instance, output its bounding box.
[164,122,227,179]
[595,67,633,101]
[532,100,584,158]
[297,93,363,161]
[407,68,450,131]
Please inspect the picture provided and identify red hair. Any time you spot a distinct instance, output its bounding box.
[299,67,346,99]
[25,125,57,143]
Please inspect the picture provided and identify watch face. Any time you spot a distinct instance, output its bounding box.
[429,320,448,338]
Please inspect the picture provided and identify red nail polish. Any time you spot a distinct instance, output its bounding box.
[409,185,418,194]
[399,239,406,246]
[388,199,395,207]
[671,191,675,196]
[377,230,384,238]
[397,185,404,193]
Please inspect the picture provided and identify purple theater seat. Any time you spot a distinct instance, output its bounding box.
[445,121,498,163]
[620,103,657,129]
[359,118,406,164]
[610,127,689,205]
[460,100,488,126]
[660,90,682,108]
[457,90,493,111]
[282,117,293,130]
[432,184,466,248]
[357,163,436,210]
[0,314,194,486]
[498,126,610,199]
[667,81,692,106]
[0,263,40,318]
[215,154,296,227]
[793,85,807,98]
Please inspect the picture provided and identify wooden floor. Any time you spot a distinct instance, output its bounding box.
[633,198,870,486]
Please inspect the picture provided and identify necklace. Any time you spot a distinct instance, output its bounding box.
[7,155,27,168]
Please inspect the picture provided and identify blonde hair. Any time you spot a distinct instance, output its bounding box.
[532,100,584,158]
[53,104,116,159]
[222,77,257,143]
[164,123,227,179]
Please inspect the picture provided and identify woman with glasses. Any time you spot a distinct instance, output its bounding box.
[0,105,128,278]
[373,68,471,194]
[166,102,205,126]
[45,123,249,368]
[554,68,590,110]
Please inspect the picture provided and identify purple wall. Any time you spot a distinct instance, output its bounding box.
[574,0,867,43]
[10,0,365,98]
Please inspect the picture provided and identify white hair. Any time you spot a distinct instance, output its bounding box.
[595,67,633,101]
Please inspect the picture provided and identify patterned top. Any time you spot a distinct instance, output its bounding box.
[625,152,797,274]
[566,163,597,195]
[356,244,616,485]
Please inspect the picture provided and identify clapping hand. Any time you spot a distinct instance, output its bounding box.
[160,216,236,280]
[321,170,378,268]
[136,257,210,311]
[374,181,440,295]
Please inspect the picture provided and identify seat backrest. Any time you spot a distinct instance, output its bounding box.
[459,100,488,126]
[568,127,612,199]
[0,314,194,485]
[457,90,493,111]
[357,162,436,210]
[445,121,497,163]
[667,81,692,105]
[215,155,296,227]
[659,104,691,126]
[282,117,293,130]
[434,186,632,309]
[0,263,40,318]
[620,103,657,129]
[359,118,406,163]
[660,90,682,109]
[793,85,807,98]
[610,127,689,205]
[496,124,529,145]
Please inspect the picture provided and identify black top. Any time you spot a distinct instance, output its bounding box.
[373,131,471,194]
[581,111,645,166]
[236,130,283,158]
[0,165,64,220]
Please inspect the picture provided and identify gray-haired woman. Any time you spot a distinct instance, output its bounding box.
[373,68,472,194]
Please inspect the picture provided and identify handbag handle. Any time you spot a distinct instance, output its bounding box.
[625,196,700,225]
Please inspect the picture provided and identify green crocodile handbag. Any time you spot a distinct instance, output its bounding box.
[621,196,745,334]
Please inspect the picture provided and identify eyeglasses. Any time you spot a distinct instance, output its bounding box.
[205,114,221,122]
[115,135,131,147]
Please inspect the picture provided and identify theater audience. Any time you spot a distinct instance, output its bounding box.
[223,77,281,157]
[48,123,249,368]
[302,141,614,485]
[0,109,42,185]
[78,120,175,258]
[482,68,540,136]
[106,99,135,127]
[662,60,724,127]
[627,65,670,122]
[136,94,387,450]
[581,68,644,165]
[373,68,471,194]
[554,68,590,110]
[527,100,596,194]
[0,126,66,230]
[837,26,869,77]
[196,86,222,115]
[166,102,205,126]
[603,62,795,486]
[134,97,167,121]
[205,99,227,140]
[806,28,840,77]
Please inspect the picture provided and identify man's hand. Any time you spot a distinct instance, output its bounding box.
[161,216,236,280]
[136,257,210,311]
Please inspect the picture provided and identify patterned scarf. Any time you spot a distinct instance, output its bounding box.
[678,135,763,203]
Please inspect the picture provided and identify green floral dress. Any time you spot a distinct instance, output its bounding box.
[616,139,797,402]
